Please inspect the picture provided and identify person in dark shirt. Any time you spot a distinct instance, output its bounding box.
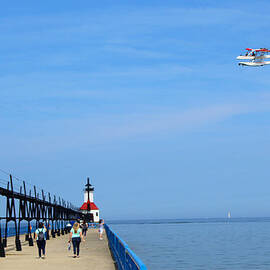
[34,222,47,259]
[82,220,88,237]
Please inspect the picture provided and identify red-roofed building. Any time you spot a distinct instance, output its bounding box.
[80,178,100,222]
[80,201,99,211]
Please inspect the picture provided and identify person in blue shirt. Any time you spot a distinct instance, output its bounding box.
[68,222,84,258]
[34,222,47,259]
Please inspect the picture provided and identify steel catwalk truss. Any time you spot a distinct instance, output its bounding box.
[0,174,82,257]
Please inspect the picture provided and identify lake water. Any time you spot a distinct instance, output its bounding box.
[108,218,270,270]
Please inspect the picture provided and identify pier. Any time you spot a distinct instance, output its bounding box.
[0,172,147,269]
[0,229,115,270]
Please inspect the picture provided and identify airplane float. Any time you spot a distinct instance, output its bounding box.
[237,48,270,66]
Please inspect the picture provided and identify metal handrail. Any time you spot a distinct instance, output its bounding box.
[105,224,147,270]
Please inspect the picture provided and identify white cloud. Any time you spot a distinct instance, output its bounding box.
[91,64,192,78]
[102,45,173,59]
[1,98,269,157]
[0,6,268,46]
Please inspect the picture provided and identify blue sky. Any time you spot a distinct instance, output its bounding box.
[1,0,270,219]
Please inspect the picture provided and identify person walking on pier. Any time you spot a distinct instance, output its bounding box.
[66,222,72,233]
[34,222,47,259]
[82,220,88,237]
[68,222,84,258]
[98,219,104,240]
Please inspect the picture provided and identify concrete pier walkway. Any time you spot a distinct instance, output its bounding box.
[0,229,115,270]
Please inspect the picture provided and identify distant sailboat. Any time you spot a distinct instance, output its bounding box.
[227,211,231,219]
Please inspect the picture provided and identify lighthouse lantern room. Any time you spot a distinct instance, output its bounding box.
[80,177,100,223]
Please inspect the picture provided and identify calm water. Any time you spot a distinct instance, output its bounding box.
[108,218,270,270]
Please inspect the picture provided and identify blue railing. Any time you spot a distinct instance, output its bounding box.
[1,222,99,238]
[87,222,98,229]
[105,224,147,270]
[0,224,37,238]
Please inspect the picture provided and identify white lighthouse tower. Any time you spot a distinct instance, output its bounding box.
[80,178,100,223]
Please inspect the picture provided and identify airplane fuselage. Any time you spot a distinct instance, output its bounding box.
[236,55,270,60]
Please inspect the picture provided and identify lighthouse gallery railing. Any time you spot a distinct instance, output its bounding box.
[105,224,147,270]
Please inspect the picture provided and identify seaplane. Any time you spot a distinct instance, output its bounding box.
[237,48,270,66]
